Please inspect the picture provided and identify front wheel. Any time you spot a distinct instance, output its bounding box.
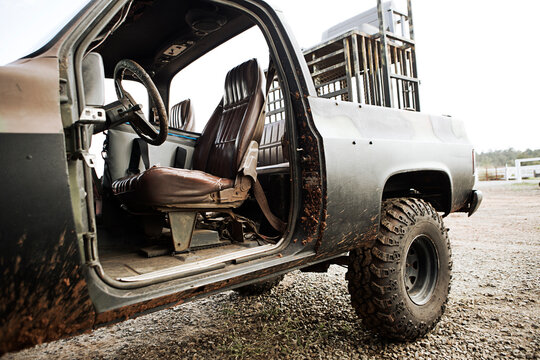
[346,198,452,341]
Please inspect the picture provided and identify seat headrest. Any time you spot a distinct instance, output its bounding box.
[223,58,262,109]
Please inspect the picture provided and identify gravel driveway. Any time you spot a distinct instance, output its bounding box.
[3,181,539,359]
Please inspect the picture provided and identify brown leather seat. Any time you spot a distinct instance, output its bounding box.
[112,58,264,209]
[112,167,234,207]
[257,119,289,175]
[169,98,195,132]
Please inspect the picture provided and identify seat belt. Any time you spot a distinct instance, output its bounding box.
[253,180,286,232]
[251,58,286,233]
[173,146,187,168]
[127,138,150,175]
[265,59,276,95]
[224,59,286,233]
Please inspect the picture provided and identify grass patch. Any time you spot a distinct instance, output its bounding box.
[510,182,539,191]
[511,182,537,187]
[212,302,361,359]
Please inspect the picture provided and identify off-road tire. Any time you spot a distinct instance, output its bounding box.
[234,275,285,296]
[346,198,452,341]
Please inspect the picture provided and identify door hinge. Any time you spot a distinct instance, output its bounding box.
[59,78,69,104]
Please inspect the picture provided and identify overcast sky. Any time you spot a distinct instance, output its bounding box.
[1,0,539,152]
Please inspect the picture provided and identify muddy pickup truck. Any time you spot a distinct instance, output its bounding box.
[0,0,482,354]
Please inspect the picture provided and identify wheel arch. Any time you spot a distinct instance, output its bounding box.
[382,169,453,215]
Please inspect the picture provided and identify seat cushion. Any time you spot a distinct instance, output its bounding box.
[112,166,234,208]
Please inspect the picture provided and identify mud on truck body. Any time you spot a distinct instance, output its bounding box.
[0,0,481,353]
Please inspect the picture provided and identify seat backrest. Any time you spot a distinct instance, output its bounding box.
[258,120,287,167]
[192,58,264,179]
[169,98,195,132]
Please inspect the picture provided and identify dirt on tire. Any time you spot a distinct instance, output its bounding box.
[347,197,452,341]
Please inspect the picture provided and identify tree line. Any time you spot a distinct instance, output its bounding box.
[476,148,540,168]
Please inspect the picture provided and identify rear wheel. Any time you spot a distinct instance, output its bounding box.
[346,198,452,341]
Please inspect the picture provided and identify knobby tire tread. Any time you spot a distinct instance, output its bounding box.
[346,198,452,341]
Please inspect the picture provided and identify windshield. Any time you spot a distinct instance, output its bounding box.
[0,0,91,65]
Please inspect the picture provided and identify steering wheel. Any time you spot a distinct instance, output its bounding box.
[113,59,168,145]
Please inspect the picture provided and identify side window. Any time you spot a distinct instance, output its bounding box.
[169,27,269,133]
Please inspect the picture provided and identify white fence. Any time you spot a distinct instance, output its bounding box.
[478,163,540,181]
[506,165,540,180]
[514,157,540,182]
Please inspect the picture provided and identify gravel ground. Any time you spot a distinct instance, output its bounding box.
[4,181,539,359]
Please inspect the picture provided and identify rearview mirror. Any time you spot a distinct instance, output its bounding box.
[82,52,105,106]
